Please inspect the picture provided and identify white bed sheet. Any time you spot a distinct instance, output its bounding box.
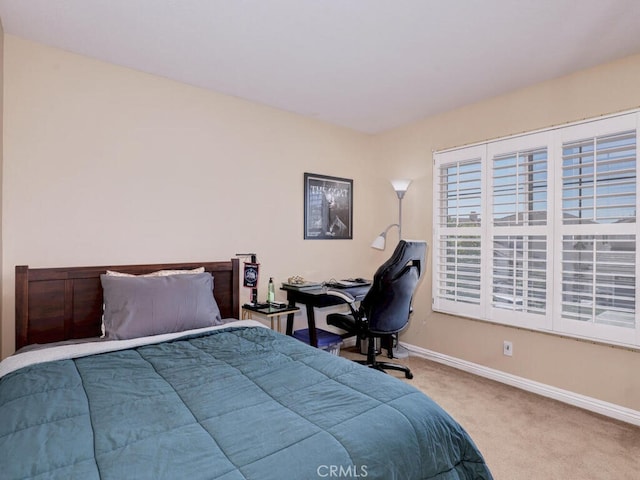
[0,319,266,379]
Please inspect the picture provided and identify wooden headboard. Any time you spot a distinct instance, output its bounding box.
[15,259,240,350]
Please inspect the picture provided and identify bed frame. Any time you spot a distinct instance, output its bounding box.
[15,259,240,350]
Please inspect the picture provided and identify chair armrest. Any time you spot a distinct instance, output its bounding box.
[326,289,361,318]
[325,289,357,304]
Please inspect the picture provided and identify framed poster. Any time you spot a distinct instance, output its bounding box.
[304,172,353,240]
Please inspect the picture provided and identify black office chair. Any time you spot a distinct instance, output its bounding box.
[326,240,427,379]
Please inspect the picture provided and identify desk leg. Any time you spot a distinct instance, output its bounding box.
[305,304,318,348]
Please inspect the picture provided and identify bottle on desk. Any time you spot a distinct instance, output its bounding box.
[267,277,275,304]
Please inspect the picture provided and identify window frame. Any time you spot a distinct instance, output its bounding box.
[433,111,639,349]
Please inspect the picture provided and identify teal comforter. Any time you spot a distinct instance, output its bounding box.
[0,326,492,479]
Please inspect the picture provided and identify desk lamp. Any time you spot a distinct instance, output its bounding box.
[371,179,412,250]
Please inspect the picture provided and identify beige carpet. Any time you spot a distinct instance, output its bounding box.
[340,347,640,480]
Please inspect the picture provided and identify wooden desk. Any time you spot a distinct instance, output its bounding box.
[281,284,370,347]
[241,304,300,332]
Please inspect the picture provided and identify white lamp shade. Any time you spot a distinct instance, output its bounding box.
[371,235,386,250]
[390,179,412,193]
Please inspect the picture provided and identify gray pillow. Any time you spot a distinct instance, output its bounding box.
[100,272,223,340]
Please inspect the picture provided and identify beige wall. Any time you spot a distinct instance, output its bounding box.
[1,35,393,358]
[374,53,640,411]
[2,34,639,412]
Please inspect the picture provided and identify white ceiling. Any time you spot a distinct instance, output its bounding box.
[2,0,640,133]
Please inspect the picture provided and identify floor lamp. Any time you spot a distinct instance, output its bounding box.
[371,179,412,250]
[370,179,412,357]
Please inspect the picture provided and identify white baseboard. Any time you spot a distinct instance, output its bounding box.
[402,342,640,427]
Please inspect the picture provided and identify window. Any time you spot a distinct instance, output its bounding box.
[561,130,636,225]
[436,234,481,306]
[434,112,639,348]
[435,146,484,318]
[492,235,547,316]
[492,147,547,227]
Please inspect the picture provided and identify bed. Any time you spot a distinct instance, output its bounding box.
[1,259,493,480]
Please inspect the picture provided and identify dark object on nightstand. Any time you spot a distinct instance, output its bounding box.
[326,240,427,379]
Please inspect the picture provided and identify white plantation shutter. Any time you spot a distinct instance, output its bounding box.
[436,234,481,305]
[438,160,482,227]
[493,147,548,227]
[488,134,552,329]
[557,116,638,344]
[434,146,485,317]
[492,235,547,315]
[561,235,635,328]
[562,130,636,225]
[434,111,640,348]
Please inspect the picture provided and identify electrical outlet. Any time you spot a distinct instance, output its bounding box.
[503,340,513,356]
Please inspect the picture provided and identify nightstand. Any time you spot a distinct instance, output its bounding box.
[241,304,300,333]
